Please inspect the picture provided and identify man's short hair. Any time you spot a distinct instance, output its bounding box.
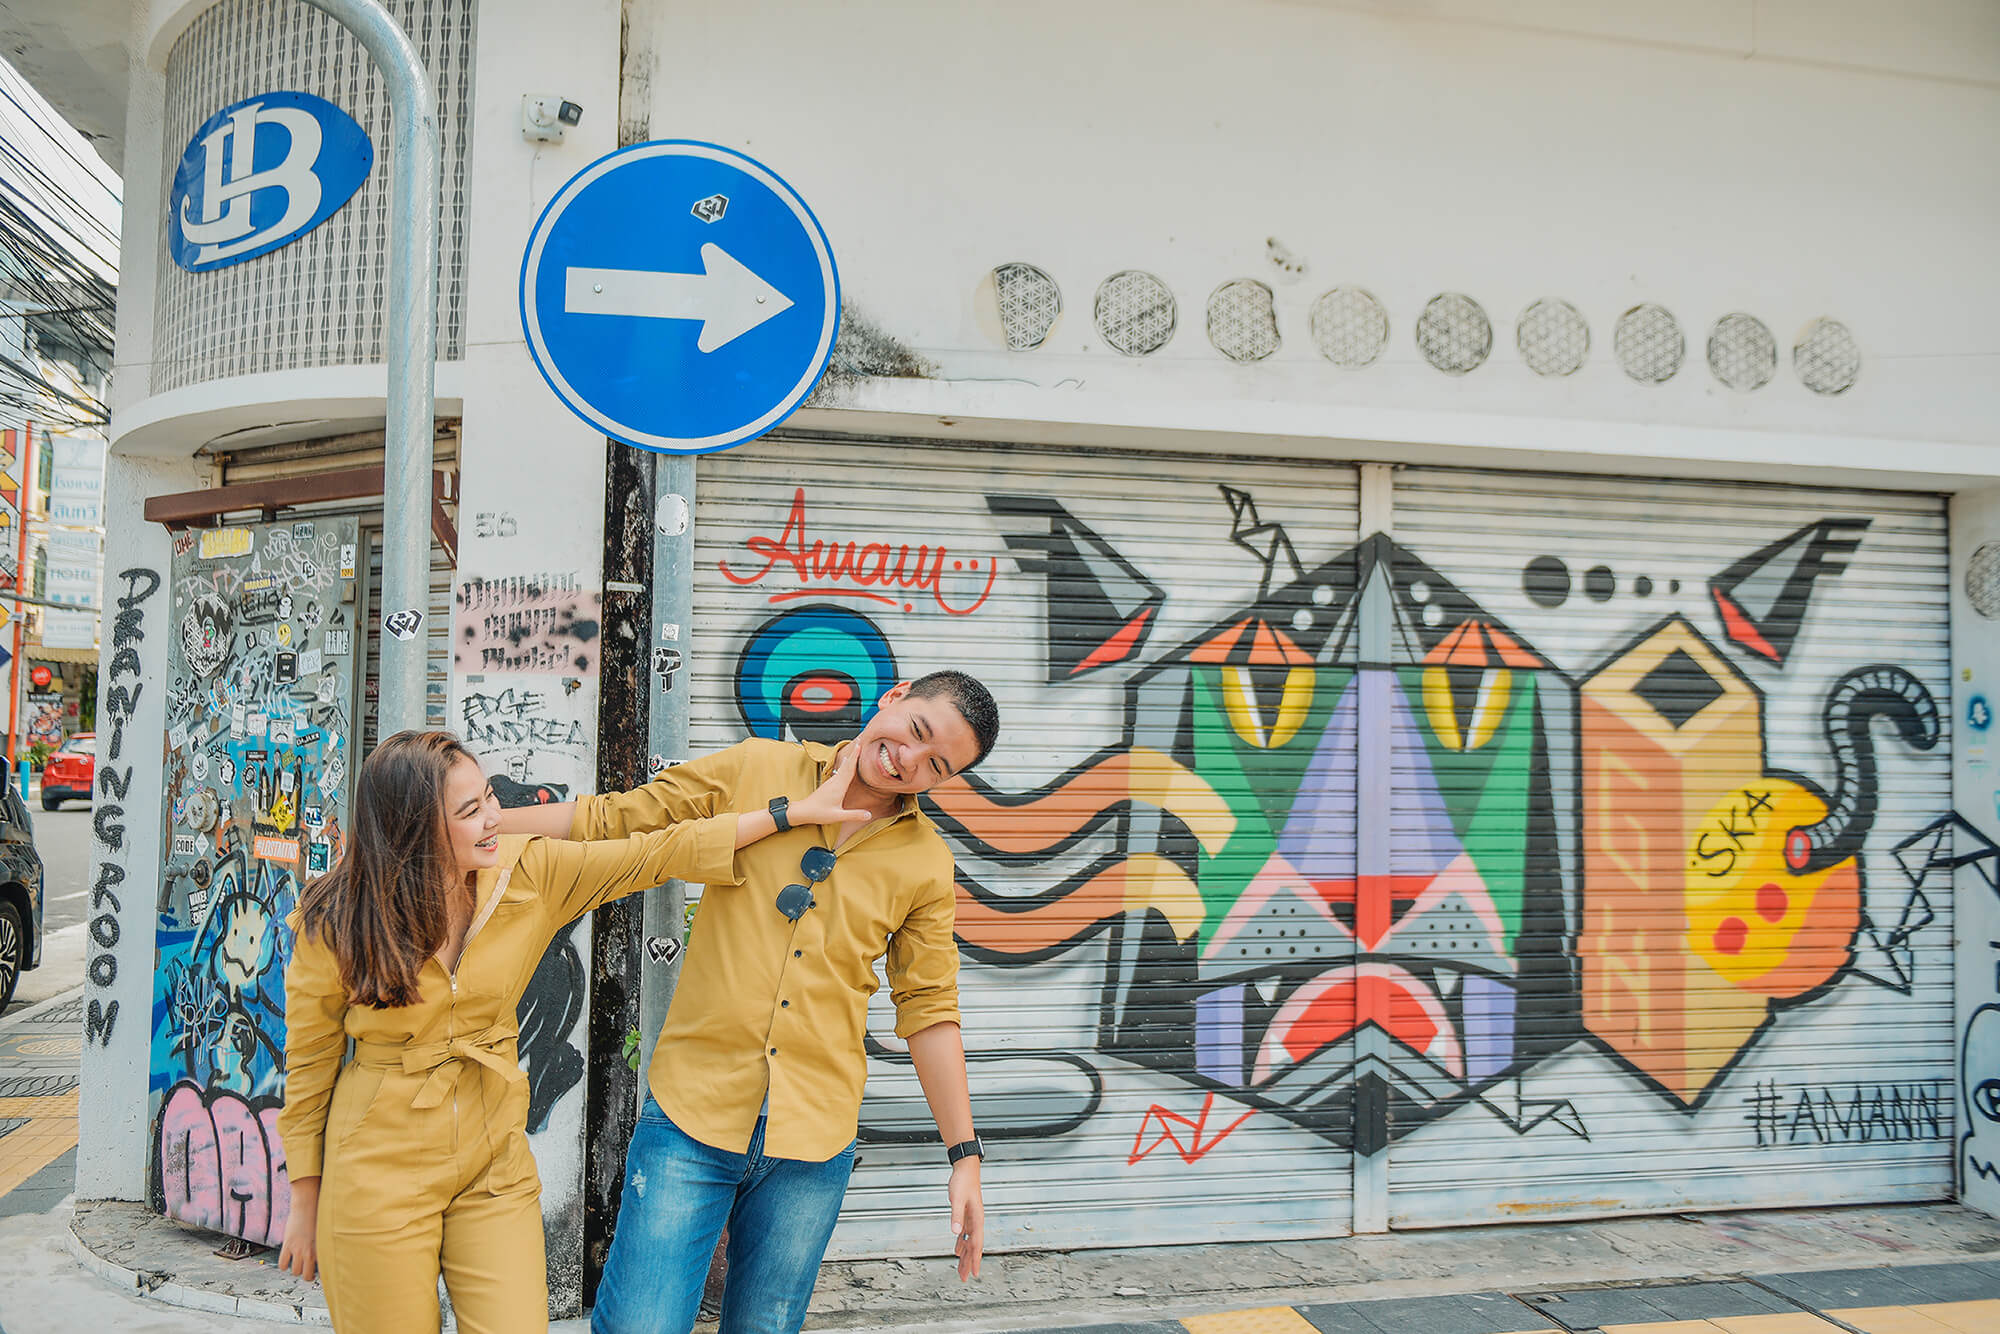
[907,670,1000,768]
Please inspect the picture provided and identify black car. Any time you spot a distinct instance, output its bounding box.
[0,780,45,1009]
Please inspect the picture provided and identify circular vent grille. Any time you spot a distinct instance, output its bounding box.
[1517,299,1589,377]
[1206,279,1281,362]
[1969,544,2000,620]
[1708,313,1777,392]
[1416,293,1492,375]
[992,263,1061,350]
[1614,304,1684,384]
[1094,271,1177,357]
[1795,318,1861,396]
[1309,288,1388,368]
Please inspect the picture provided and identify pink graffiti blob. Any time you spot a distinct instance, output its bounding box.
[158,1081,291,1247]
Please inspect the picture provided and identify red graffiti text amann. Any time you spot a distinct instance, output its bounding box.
[719,488,997,616]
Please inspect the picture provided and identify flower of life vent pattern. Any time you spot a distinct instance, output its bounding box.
[1708,313,1777,392]
[1310,288,1387,368]
[1206,280,1280,362]
[1968,543,2000,620]
[1795,318,1861,395]
[1614,304,1684,383]
[1517,298,1589,377]
[1415,293,1491,375]
[153,0,476,393]
[1094,271,1176,357]
[992,263,1061,350]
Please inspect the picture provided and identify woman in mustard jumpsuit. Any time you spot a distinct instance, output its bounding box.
[276,730,865,1332]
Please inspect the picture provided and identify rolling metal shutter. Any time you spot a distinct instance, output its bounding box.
[687,440,1951,1255]
[359,527,453,751]
[1383,467,1953,1226]
[692,436,1364,1256]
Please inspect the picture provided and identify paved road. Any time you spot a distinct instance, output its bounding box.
[8,795,95,1017]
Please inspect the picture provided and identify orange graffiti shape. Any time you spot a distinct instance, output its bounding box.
[1127,1092,1255,1166]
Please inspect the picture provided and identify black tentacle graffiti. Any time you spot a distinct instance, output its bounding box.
[1790,666,1941,873]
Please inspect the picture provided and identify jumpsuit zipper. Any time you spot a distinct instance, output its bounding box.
[441,872,507,1179]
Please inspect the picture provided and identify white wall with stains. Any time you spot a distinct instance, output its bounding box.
[636,0,2000,482]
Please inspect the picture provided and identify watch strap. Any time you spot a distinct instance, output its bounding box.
[769,796,791,833]
[947,1137,983,1165]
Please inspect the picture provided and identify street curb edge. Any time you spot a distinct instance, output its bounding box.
[62,1212,331,1326]
[0,982,82,1037]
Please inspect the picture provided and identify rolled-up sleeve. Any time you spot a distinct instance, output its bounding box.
[568,743,749,842]
[529,815,744,922]
[886,854,962,1039]
[276,917,348,1180]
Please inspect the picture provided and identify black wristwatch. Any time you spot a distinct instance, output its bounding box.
[946,1136,984,1166]
[768,796,791,832]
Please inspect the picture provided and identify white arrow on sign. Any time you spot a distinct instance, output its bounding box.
[565,243,794,352]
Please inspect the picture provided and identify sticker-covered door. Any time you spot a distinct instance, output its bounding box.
[149,517,361,1246]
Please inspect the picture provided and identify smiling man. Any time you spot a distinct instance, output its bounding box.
[496,670,999,1334]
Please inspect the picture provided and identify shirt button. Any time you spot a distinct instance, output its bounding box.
[794,949,802,957]
[769,1047,778,1055]
[781,1000,789,1008]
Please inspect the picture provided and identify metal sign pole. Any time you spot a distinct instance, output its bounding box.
[301,0,439,738]
[638,454,695,1080]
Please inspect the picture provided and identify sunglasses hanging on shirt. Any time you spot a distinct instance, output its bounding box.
[775,846,837,922]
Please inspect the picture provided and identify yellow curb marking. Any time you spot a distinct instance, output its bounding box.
[0,1088,79,1199]
[1182,1307,1321,1334]
[1165,1298,2000,1334]
[1707,1314,1848,1333]
[1826,1307,1957,1334]
[1831,1301,2000,1334]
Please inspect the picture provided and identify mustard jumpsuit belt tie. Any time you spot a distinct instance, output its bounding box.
[357,1028,528,1110]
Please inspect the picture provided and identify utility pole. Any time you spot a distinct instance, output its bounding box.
[300,0,439,737]
[5,420,33,769]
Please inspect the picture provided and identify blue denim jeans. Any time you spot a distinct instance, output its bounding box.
[590,1098,856,1334]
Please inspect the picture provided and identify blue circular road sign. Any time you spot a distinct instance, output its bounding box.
[520,140,840,453]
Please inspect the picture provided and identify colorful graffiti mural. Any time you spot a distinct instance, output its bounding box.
[735,487,1950,1173]
[149,517,362,1246]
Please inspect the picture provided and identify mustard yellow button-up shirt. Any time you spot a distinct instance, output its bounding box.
[568,737,961,1162]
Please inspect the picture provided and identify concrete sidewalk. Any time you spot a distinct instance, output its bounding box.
[11,1193,2000,1333]
[7,979,1999,1333]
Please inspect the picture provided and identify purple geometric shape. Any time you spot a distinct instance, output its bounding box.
[1461,972,1517,1082]
[1388,677,1465,878]
[1196,984,1247,1084]
[1277,681,1358,884]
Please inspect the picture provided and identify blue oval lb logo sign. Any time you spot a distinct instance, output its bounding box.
[170,91,372,272]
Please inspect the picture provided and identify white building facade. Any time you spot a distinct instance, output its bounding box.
[36,0,2000,1317]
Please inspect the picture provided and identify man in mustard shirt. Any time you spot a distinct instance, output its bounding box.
[498,670,998,1334]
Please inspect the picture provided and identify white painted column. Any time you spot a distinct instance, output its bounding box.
[75,451,201,1200]
[450,0,623,1313]
[74,7,181,1202]
[1951,487,2000,1220]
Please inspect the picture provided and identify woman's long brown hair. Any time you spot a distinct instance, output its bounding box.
[296,730,477,1008]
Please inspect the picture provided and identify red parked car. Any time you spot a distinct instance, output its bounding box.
[40,732,93,811]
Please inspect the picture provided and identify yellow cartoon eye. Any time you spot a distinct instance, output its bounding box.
[1422,665,1513,752]
[1219,665,1314,749]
